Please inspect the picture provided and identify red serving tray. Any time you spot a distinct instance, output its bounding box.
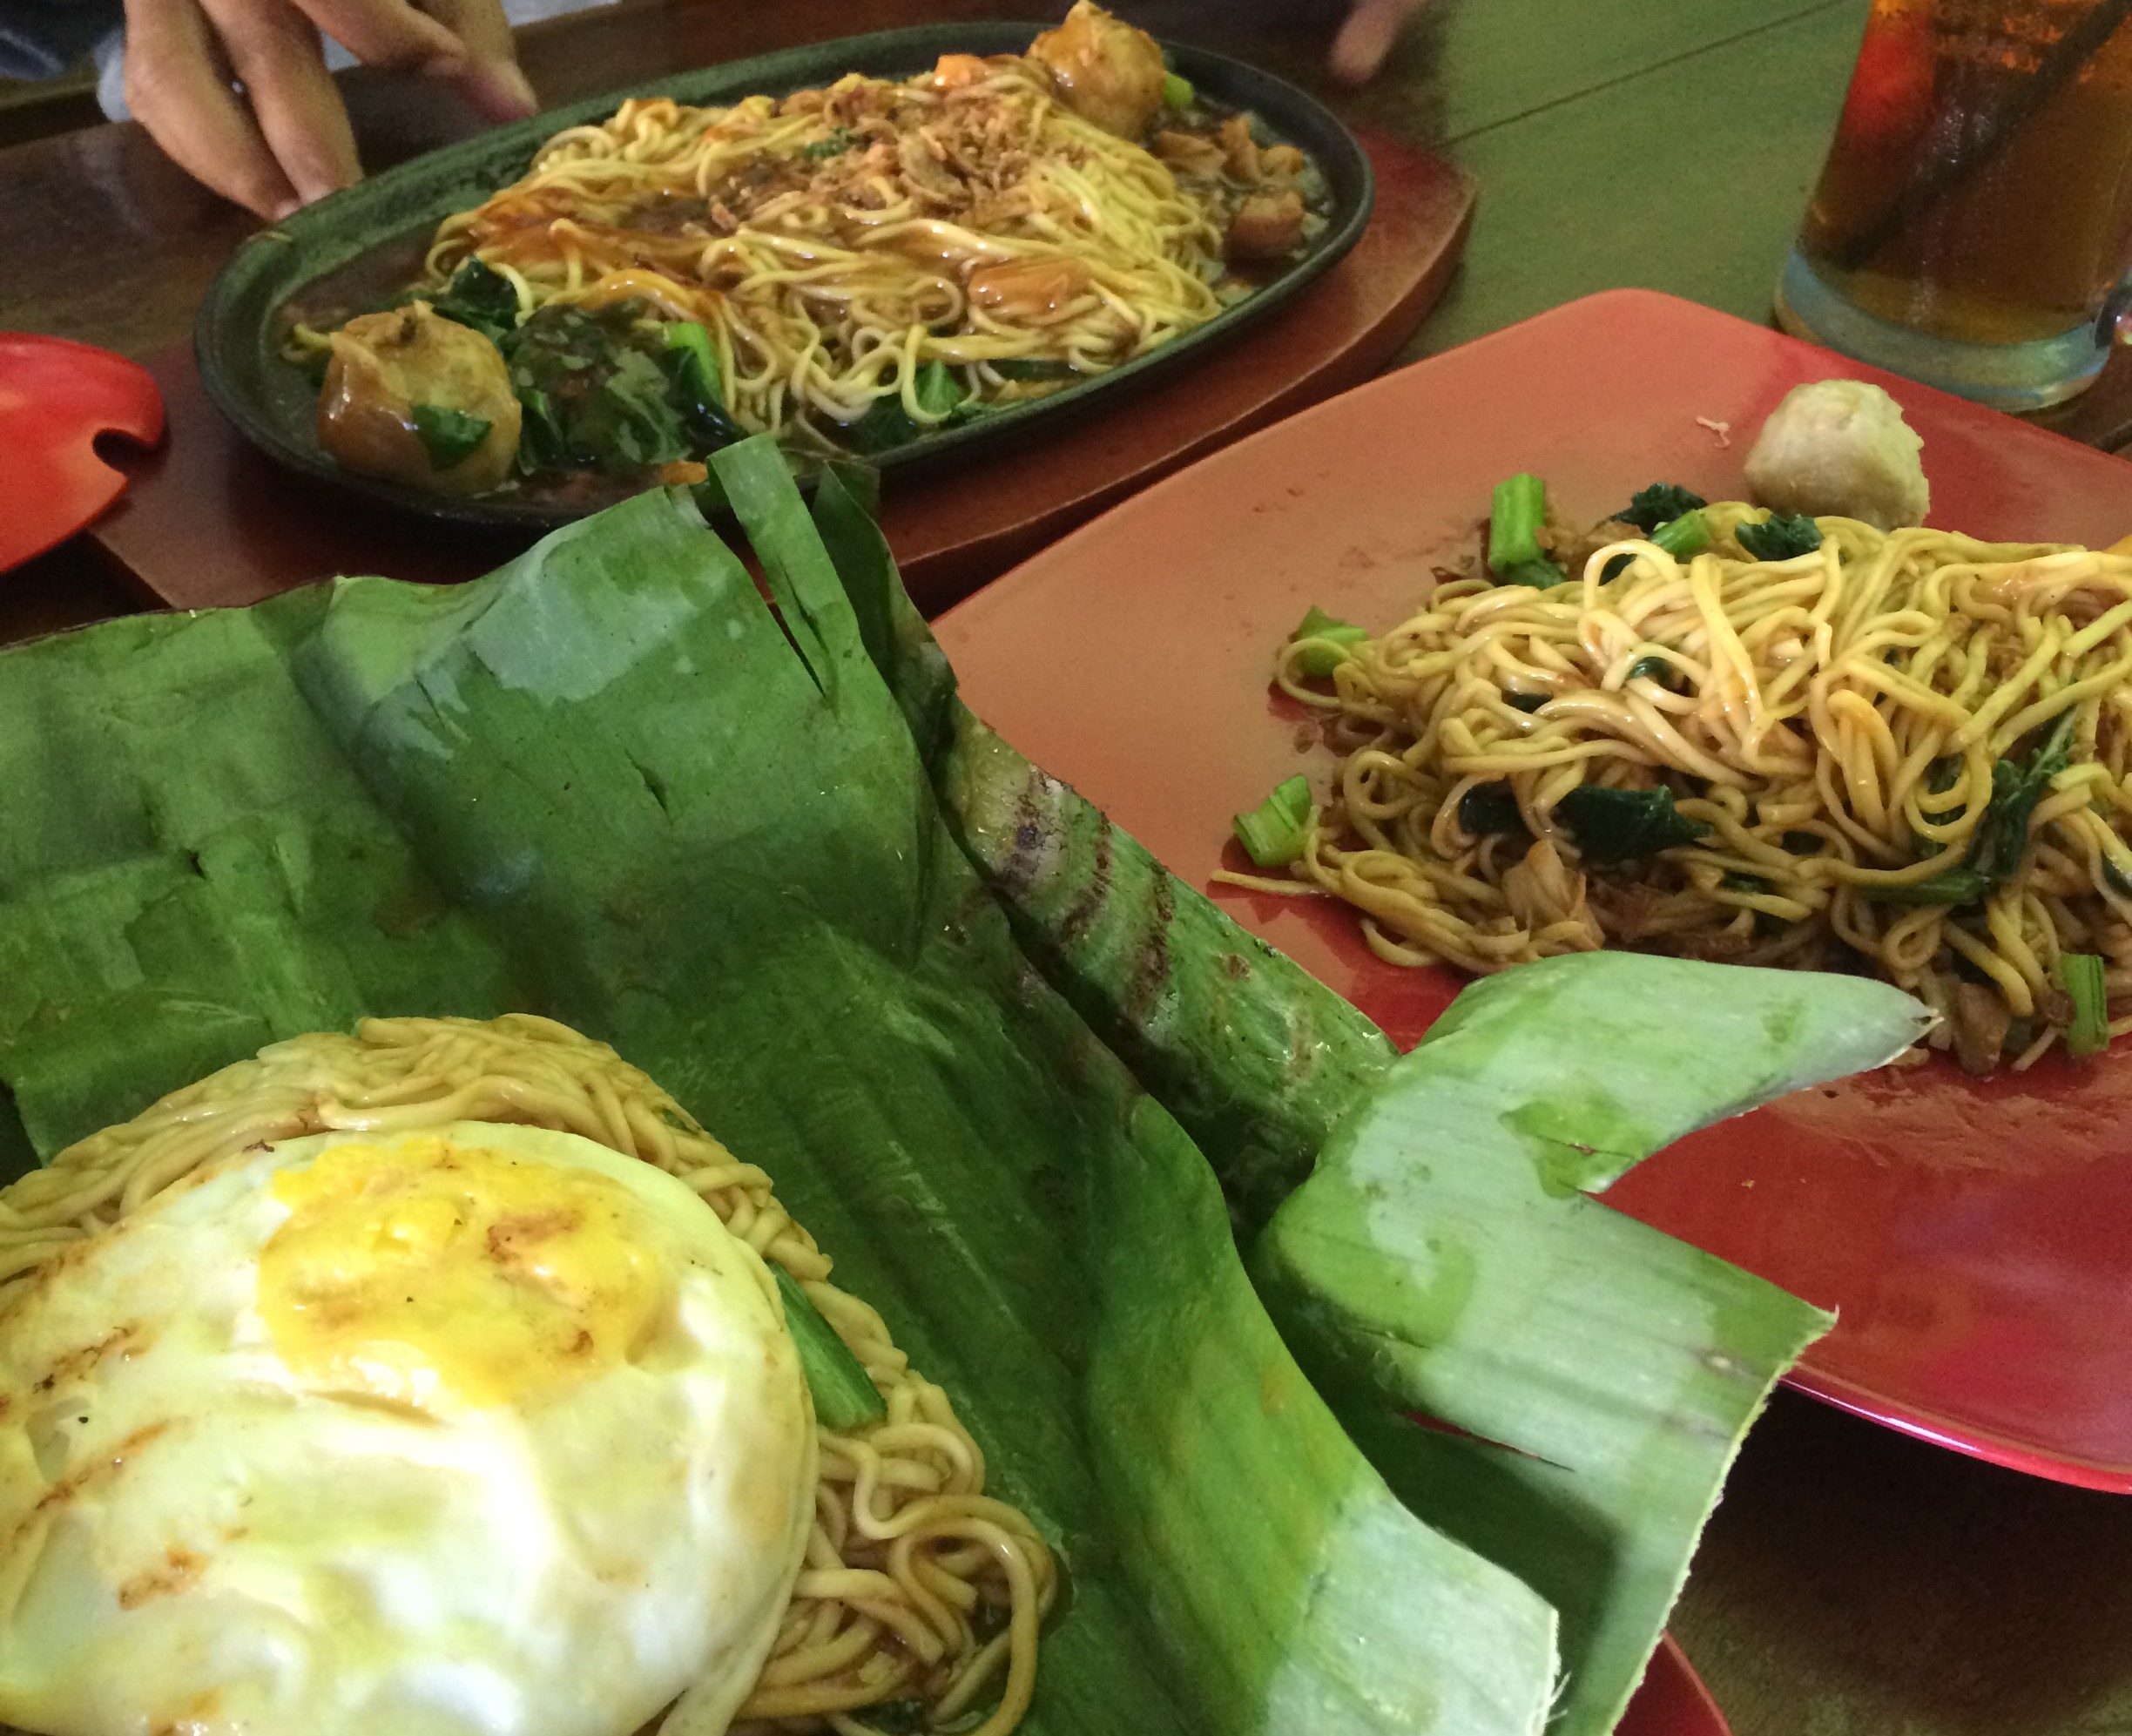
[937,288,2132,1493]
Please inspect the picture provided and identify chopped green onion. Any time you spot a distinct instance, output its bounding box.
[1290,605,1367,676]
[1233,774,1312,868]
[410,403,492,471]
[773,1265,884,1429]
[1162,71,1194,108]
[802,126,854,159]
[2060,952,2110,1057]
[1650,510,1711,560]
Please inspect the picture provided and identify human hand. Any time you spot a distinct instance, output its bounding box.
[120,0,537,219]
[1328,0,1427,83]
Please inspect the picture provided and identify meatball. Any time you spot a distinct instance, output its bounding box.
[1029,2,1166,138]
[1743,379,1930,532]
[318,301,522,496]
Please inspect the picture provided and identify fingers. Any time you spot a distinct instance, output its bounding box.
[199,0,361,206]
[417,0,537,118]
[1329,0,1427,84]
[125,0,534,219]
[287,0,462,71]
[123,0,301,215]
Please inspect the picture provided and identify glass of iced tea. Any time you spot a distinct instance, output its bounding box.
[1776,0,2132,410]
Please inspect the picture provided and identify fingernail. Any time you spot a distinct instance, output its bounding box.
[270,196,302,221]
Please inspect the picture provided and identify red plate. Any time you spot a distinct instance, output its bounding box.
[937,288,2132,1492]
[1622,1638,1730,1736]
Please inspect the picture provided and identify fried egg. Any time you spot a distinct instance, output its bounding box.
[0,1121,817,1736]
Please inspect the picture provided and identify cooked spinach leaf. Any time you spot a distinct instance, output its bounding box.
[1735,512,1823,562]
[409,403,491,471]
[429,257,519,346]
[1559,785,1711,862]
[1618,483,1707,534]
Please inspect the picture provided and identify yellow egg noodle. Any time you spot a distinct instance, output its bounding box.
[0,1015,1054,1736]
[413,54,1224,452]
[1223,508,2132,1071]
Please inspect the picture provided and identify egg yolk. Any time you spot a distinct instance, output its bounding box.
[260,1137,671,1410]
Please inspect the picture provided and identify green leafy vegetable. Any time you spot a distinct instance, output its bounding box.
[1870,710,2078,904]
[1487,474,1566,588]
[802,125,855,159]
[1162,71,1194,108]
[1735,512,1824,562]
[773,1265,886,1429]
[409,403,491,471]
[1627,654,1679,689]
[428,256,519,345]
[1233,774,1312,868]
[1721,870,1773,895]
[1650,510,1710,560]
[2061,953,2110,1056]
[1558,785,1712,862]
[1504,691,1549,713]
[1459,782,1524,836]
[1619,483,1707,533]
[1290,605,1367,676]
[662,321,744,449]
[847,361,966,454]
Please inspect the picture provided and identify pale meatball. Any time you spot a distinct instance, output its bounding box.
[1743,379,1930,532]
[318,301,522,496]
[1029,2,1166,138]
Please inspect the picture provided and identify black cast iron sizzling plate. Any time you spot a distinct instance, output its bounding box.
[195,21,1374,530]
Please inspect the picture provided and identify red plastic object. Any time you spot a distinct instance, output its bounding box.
[938,289,2132,1491]
[0,333,165,573]
[1622,1637,1731,1736]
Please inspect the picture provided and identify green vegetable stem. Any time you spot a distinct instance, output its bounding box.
[1488,474,1566,589]
[2061,952,2111,1057]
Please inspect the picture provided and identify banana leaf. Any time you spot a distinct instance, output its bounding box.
[812,521,1932,1733]
[0,459,1557,1734]
[0,445,1929,1735]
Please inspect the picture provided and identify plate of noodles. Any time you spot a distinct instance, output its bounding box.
[193,7,1371,527]
[936,287,2132,1490]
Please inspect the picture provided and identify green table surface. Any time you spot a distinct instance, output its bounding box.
[4,3,2132,1733]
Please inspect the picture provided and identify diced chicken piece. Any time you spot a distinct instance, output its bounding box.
[1153,128,1226,179]
[1219,113,1259,181]
[1949,981,2014,1077]
[1744,378,1930,531]
[1502,839,1605,950]
[317,301,520,496]
[1028,1,1166,138]
[1225,188,1306,260]
[1259,142,1306,179]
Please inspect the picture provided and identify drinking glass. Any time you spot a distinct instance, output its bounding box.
[1776,0,2132,411]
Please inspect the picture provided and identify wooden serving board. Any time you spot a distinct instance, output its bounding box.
[86,132,1473,620]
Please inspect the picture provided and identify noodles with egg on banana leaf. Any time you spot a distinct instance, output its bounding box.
[0,441,1923,1736]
